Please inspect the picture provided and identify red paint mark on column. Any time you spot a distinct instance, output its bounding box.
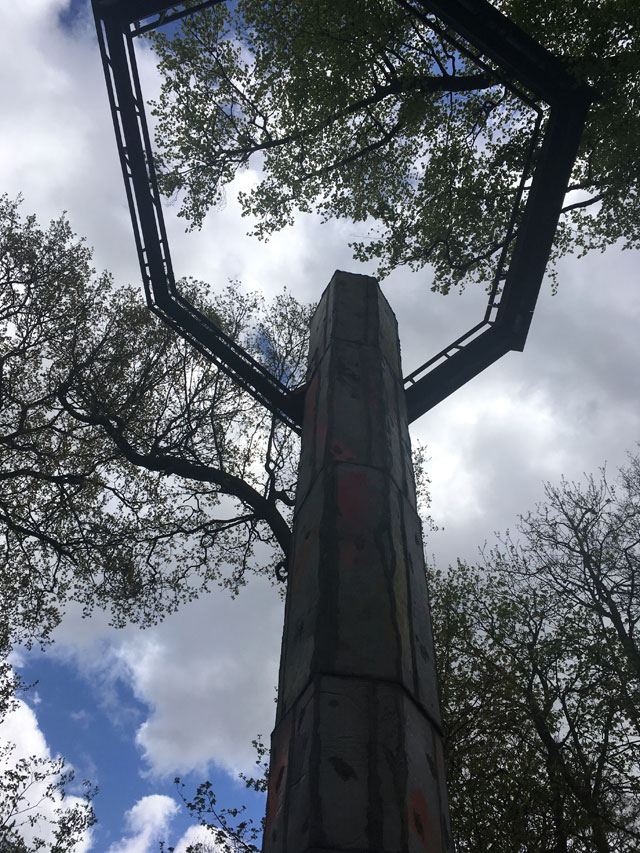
[409,788,435,851]
[336,469,378,569]
[336,469,375,526]
[330,439,357,462]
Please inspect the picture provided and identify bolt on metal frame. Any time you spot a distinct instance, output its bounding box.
[92,0,593,428]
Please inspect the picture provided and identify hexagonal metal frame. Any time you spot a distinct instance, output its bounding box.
[91,0,592,429]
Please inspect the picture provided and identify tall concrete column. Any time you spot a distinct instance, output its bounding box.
[264,271,453,852]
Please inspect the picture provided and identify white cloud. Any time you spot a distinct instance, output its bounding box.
[49,574,283,779]
[1,698,49,759]
[172,824,224,853]
[0,698,93,852]
[403,235,640,567]
[70,708,92,727]
[0,0,139,286]
[107,794,179,853]
[120,575,282,777]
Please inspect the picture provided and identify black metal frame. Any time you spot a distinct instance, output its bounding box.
[92,0,592,428]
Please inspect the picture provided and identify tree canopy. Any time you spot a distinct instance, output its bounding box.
[0,735,96,853]
[0,192,312,849]
[0,193,313,658]
[148,0,639,293]
[431,454,640,852]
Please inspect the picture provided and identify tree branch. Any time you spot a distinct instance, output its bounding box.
[56,387,293,559]
[199,72,496,164]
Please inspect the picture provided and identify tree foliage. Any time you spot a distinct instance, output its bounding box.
[431,453,640,852]
[0,740,96,853]
[0,194,310,656]
[0,192,306,850]
[148,0,639,293]
[0,661,95,852]
[0,194,439,655]
[0,192,309,850]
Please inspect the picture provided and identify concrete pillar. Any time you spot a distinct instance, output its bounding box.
[263,271,453,852]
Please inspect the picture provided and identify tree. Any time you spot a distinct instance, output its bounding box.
[429,453,640,852]
[0,187,305,844]
[148,0,639,293]
[0,654,95,852]
[0,740,96,853]
[0,193,311,655]
[160,775,265,852]
[508,456,640,732]
[0,193,435,651]
[0,192,308,849]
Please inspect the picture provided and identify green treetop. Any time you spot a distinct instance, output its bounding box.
[148,0,639,293]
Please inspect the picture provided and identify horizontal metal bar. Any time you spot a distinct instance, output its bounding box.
[131,1,228,36]
[413,0,588,107]
[405,327,511,422]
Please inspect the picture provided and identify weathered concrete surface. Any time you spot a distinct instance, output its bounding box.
[263,271,453,852]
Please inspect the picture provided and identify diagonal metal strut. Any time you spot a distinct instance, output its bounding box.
[94,1,304,432]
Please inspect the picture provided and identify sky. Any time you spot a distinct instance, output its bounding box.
[1,1,639,850]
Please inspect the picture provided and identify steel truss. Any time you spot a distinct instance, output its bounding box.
[92,0,593,428]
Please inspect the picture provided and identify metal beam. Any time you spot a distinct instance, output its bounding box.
[93,1,304,430]
[403,82,591,422]
[413,0,585,106]
[93,0,224,25]
[496,99,592,349]
[92,0,593,430]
